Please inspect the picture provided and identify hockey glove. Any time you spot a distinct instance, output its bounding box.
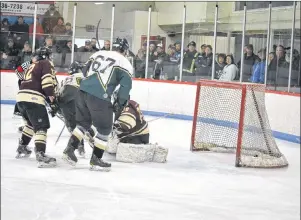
[113,99,127,121]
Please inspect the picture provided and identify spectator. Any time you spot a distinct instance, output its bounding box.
[17,41,32,64]
[135,47,146,78]
[61,39,77,67]
[101,40,110,51]
[270,45,289,69]
[182,41,198,76]
[29,17,44,49]
[78,40,94,52]
[10,16,29,50]
[153,43,166,79]
[53,17,66,35]
[219,54,238,81]
[65,22,73,36]
[1,38,19,69]
[44,35,53,48]
[42,4,62,34]
[91,38,99,51]
[174,41,181,61]
[166,44,177,62]
[291,49,300,71]
[148,43,157,61]
[268,52,275,66]
[1,18,10,32]
[1,18,10,51]
[237,44,260,82]
[250,48,266,84]
[199,44,206,56]
[212,53,226,79]
[195,45,213,76]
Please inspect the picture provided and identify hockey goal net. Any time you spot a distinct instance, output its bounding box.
[191,80,288,168]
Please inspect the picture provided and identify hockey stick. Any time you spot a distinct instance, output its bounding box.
[55,125,66,145]
[146,112,174,123]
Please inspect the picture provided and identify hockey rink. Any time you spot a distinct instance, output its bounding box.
[1,104,300,220]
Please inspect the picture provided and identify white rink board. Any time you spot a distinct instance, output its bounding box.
[0,71,300,143]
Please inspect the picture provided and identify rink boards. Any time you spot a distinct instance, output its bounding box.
[0,71,300,144]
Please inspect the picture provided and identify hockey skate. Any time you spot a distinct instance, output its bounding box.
[16,141,32,159]
[36,151,57,168]
[89,154,111,172]
[78,144,85,158]
[62,145,78,166]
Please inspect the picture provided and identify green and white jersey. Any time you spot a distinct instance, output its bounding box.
[80,50,133,105]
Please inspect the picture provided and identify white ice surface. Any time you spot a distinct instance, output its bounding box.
[1,104,300,220]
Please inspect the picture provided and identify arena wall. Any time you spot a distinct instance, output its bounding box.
[1,71,300,144]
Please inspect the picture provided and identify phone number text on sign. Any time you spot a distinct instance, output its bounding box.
[1,2,50,15]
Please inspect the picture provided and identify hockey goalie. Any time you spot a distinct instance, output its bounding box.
[107,91,169,163]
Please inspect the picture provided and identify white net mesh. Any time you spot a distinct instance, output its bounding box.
[191,80,288,168]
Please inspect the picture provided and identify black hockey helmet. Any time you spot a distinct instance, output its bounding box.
[68,61,82,75]
[112,37,129,53]
[32,47,52,61]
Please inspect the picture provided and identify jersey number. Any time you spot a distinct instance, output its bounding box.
[24,64,35,80]
[91,55,116,74]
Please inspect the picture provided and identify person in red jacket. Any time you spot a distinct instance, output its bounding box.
[29,17,44,49]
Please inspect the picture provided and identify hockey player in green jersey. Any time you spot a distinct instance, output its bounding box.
[62,38,133,171]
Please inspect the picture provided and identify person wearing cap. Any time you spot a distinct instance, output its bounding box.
[78,40,94,53]
[18,41,32,64]
[182,41,198,78]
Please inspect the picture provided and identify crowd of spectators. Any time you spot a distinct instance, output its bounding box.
[0,4,111,70]
[1,4,300,88]
[133,40,300,87]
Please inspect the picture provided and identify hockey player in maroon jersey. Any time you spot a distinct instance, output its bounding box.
[16,47,57,168]
[113,98,149,145]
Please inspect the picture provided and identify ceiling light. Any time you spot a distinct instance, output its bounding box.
[95,2,105,5]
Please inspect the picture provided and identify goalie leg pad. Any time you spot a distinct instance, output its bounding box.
[153,144,169,163]
[116,143,156,163]
[106,131,119,154]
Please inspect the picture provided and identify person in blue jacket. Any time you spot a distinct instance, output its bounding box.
[250,48,266,84]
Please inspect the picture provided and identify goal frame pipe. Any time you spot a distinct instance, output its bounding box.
[144,5,152,79]
[71,3,77,63]
[32,2,38,52]
[190,81,202,151]
[179,4,187,82]
[109,4,115,51]
[235,84,247,167]
[211,4,219,80]
[287,1,296,93]
[264,2,272,86]
[239,3,247,83]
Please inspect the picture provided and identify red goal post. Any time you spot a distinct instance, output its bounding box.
[190,80,288,168]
